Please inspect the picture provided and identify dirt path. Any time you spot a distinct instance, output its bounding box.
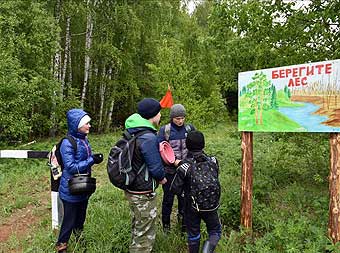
[0,191,50,250]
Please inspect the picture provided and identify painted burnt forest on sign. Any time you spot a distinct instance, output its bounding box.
[238,59,340,132]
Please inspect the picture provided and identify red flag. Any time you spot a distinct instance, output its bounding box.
[160,87,174,108]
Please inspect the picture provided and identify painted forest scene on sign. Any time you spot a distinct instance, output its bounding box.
[238,59,340,132]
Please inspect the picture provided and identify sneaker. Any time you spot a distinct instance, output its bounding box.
[56,242,67,253]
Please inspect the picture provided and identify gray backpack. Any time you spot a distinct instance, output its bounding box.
[107,130,150,190]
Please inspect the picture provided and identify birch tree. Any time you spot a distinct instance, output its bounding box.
[81,0,94,108]
[50,0,62,137]
[0,1,58,142]
[61,15,71,96]
[98,66,106,132]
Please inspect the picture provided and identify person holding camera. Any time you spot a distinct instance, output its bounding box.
[56,109,103,253]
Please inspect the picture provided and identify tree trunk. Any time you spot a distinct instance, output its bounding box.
[53,0,61,83]
[255,96,258,125]
[50,0,62,137]
[328,133,340,243]
[241,131,253,231]
[98,66,106,133]
[68,35,72,89]
[90,65,98,114]
[105,66,114,133]
[81,0,93,108]
[61,15,71,97]
[106,99,115,132]
[260,88,264,125]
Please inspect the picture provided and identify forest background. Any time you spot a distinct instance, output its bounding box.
[1,0,340,252]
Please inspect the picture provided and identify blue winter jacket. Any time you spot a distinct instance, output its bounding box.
[125,113,165,192]
[158,122,194,174]
[59,109,95,202]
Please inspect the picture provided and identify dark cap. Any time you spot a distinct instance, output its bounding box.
[137,98,161,119]
[186,130,205,151]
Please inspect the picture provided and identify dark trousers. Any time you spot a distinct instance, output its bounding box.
[57,199,88,244]
[162,173,185,225]
[186,207,222,249]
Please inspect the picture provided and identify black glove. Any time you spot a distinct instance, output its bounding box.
[93,153,104,164]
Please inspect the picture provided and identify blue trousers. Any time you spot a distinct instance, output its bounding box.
[186,207,221,250]
[57,199,88,244]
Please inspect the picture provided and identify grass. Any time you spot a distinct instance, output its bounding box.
[0,122,336,252]
[238,108,305,132]
[238,91,308,132]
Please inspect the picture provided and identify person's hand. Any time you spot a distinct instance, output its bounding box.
[173,159,181,167]
[93,153,104,164]
[159,178,167,185]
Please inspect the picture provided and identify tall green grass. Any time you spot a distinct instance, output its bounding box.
[0,123,337,252]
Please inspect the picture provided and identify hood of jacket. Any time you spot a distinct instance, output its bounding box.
[125,113,157,130]
[67,109,88,138]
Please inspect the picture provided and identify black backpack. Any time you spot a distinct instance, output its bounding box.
[189,156,220,212]
[48,136,77,191]
[107,130,150,190]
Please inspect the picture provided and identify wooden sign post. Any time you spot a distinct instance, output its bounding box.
[240,132,253,230]
[239,59,340,243]
[329,133,340,243]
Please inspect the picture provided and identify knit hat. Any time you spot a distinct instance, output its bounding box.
[137,98,161,119]
[78,114,91,129]
[170,104,186,119]
[186,130,205,151]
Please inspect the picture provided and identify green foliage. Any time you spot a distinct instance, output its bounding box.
[270,85,278,109]
[0,124,336,252]
[238,107,303,132]
[148,31,227,128]
[3,0,340,141]
[2,0,340,251]
[0,1,58,143]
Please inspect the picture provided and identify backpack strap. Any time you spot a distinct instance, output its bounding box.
[185,124,195,133]
[164,123,171,141]
[124,129,153,177]
[165,123,193,141]
[55,136,77,172]
[123,129,151,140]
[203,155,219,174]
[64,135,77,153]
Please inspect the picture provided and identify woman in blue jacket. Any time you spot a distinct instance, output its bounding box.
[56,109,103,253]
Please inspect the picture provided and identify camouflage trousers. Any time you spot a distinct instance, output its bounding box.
[125,191,157,253]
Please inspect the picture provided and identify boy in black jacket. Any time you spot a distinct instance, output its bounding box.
[170,131,222,253]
